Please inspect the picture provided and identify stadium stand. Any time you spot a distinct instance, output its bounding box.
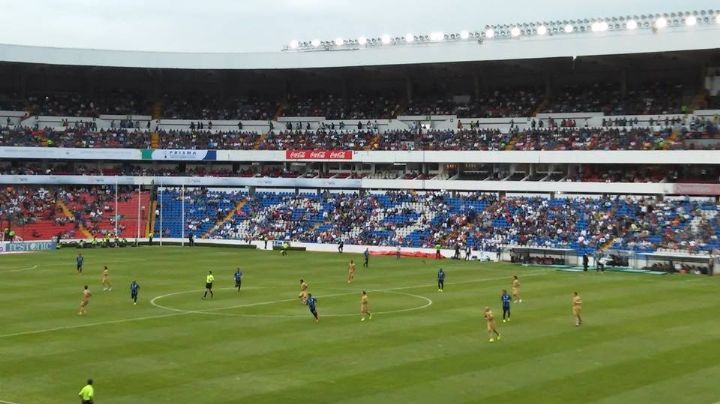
[146,189,720,256]
[2,123,719,151]
[0,186,149,241]
[543,81,688,115]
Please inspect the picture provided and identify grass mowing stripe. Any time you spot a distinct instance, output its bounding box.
[1,247,718,403]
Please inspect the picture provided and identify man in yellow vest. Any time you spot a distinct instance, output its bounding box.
[78,378,94,403]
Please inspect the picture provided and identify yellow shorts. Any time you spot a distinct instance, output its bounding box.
[573,307,581,316]
[486,321,496,331]
[80,301,89,307]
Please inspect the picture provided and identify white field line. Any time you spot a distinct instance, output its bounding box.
[0,399,21,404]
[151,272,547,315]
[0,312,187,340]
[151,271,547,317]
[2,265,38,273]
[150,288,433,318]
[0,272,547,339]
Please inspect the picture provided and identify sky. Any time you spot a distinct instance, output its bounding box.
[0,0,714,53]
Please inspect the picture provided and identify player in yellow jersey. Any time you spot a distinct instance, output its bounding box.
[78,285,92,315]
[347,260,356,284]
[512,275,522,303]
[572,291,583,326]
[360,291,372,321]
[101,265,112,291]
[484,307,501,342]
[298,279,309,304]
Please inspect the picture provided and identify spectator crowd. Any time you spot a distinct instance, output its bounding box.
[150,189,720,256]
[2,123,719,151]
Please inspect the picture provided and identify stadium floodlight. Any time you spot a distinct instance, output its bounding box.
[429,32,445,41]
[283,9,718,51]
[591,21,609,32]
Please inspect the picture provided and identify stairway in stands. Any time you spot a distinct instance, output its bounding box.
[151,101,162,119]
[253,133,267,150]
[150,132,160,149]
[10,200,78,240]
[365,134,381,150]
[150,101,162,149]
[203,200,248,239]
[57,200,92,238]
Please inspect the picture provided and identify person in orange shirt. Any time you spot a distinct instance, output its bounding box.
[101,266,112,291]
[298,279,309,304]
[572,291,583,326]
[360,291,372,321]
[78,285,92,315]
[484,307,501,342]
[347,260,356,284]
[512,275,522,303]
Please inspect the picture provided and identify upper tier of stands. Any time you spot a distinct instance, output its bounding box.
[2,122,719,151]
[0,79,701,120]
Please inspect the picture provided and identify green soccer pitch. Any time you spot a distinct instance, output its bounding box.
[1,246,719,403]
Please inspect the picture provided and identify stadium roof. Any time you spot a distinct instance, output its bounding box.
[0,22,717,70]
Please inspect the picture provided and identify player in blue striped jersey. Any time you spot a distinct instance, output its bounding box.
[501,289,511,322]
[130,280,140,305]
[234,268,243,293]
[306,294,319,322]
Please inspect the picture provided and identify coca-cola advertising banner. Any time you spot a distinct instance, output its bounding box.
[285,150,353,160]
